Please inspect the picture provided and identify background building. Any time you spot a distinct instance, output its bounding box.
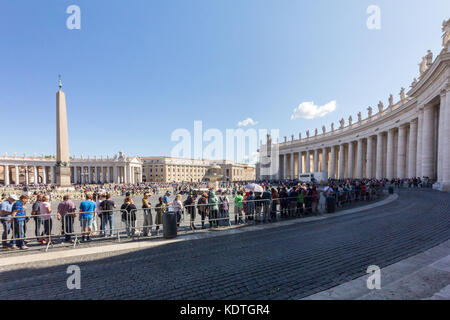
[141,157,255,183]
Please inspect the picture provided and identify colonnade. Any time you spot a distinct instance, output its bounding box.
[0,165,55,185]
[278,88,449,186]
[0,163,143,185]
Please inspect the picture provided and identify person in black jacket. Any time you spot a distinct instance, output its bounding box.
[120,197,137,237]
[184,193,197,230]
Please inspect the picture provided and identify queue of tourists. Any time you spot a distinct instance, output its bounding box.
[0,177,415,251]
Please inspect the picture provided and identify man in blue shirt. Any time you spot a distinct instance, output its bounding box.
[1,194,18,249]
[79,193,97,242]
[163,191,171,205]
[10,194,30,250]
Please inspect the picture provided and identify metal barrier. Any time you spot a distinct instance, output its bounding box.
[1,187,385,253]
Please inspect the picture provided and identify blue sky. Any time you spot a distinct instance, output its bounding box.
[1,0,449,160]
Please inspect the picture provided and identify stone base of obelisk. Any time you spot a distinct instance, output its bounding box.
[56,167,72,188]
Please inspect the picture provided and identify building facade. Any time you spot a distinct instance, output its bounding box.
[258,19,450,191]
[0,151,142,185]
[141,157,256,183]
[0,153,255,186]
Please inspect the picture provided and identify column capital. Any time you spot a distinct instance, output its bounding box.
[440,89,447,98]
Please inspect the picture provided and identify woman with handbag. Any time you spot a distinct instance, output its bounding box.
[172,194,184,230]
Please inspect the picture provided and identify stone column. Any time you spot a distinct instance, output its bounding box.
[441,88,450,191]
[321,147,327,174]
[397,125,407,179]
[330,146,336,179]
[376,133,383,180]
[33,166,38,184]
[314,149,319,173]
[348,141,354,179]
[416,108,424,177]
[42,166,47,184]
[5,165,9,185]
[25,166,29,185]
[113,166,118,183]
[94,166,98,184]
[408,120,418,178]
[282,154,287,179]
[51,166,55,184]
[305,151,311,173]
[416,107,423,178]
[80,167,84,184]
[338,144,345,179]
[14,165,19,185]
[290,153,295,179]
[437,91,446,182]
[356,139,364,179]
[130,166,133,184]
[366,136,373,179]
[298,152,303,177]
[386,129,395,180]
[421,104,435,179]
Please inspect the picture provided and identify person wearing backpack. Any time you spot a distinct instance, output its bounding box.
[100,193,116,237]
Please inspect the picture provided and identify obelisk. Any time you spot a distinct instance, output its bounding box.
[55,76,72,187]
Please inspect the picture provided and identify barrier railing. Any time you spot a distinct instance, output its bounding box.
[1,186,384,253]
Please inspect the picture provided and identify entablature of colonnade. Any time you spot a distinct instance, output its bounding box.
[0,154,141,167]
[277,52,450,153]
[279,98,418,152]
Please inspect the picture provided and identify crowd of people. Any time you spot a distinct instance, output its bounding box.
[0,177,429,251]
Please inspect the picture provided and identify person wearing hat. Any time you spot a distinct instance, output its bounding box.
[1,194,18,249]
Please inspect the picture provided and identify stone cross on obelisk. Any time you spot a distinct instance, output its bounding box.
[56,75,71,187]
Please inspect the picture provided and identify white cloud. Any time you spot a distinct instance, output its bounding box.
[237,117,258,127]
[291,100,337,120]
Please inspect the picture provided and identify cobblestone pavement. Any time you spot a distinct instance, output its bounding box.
[0,189,448,300]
